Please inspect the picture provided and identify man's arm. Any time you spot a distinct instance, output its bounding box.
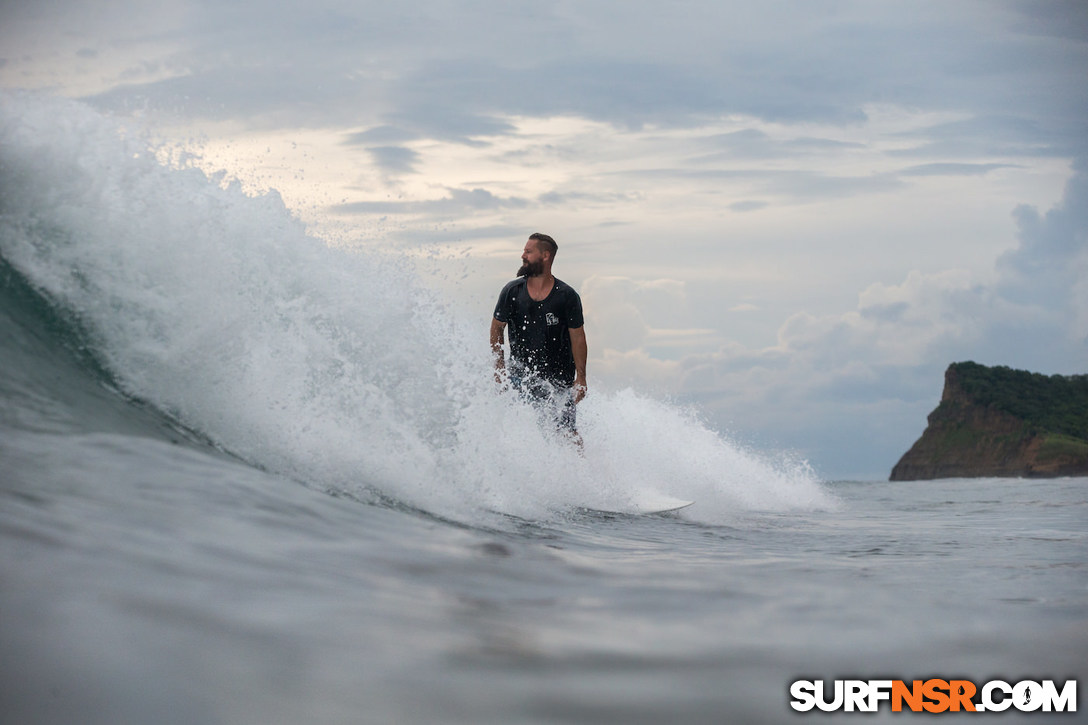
[569,326,587,403]
[490,318,507,383]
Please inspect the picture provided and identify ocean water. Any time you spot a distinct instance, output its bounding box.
[1,93,1085,724]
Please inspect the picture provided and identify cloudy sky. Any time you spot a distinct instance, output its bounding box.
[2,0,1086,478]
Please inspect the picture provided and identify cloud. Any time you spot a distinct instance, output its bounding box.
[366,146,421,175]
[665,164,1086,474]
[695,129,868,162]
[1009,0,1088,42]
[383,107,517,146]
[784,137,867,152]
[586,163,1087,476]
[616,167,906,203]
[696,129,783,161]
[23,0,1072,162]
[85,67,366,126]
[899,162,1019,177]
[997,157,1088,339]
[537,190,641,207]
[889,115,1079,159]
[333,187,529,216]
[343,127,421,145]
[581,275,692,353]
[806,270,993,366]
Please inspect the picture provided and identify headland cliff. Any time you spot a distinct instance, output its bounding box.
[890,362,1088,481]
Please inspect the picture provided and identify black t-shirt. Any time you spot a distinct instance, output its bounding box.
[493,277,584,386]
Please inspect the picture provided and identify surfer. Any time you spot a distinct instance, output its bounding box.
[490,233,587,447]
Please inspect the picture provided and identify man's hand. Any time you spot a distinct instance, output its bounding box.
[569,326,587,404]
[573,378,587,404]
[490,318,507,386]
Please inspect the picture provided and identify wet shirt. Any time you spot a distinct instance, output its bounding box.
[493,277,584,387]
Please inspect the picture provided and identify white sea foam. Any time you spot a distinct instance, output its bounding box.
[0,92,832,522]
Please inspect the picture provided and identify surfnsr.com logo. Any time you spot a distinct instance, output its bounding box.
[789,679,1077,713]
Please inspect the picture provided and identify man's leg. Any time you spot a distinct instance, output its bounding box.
[556,389,583,452]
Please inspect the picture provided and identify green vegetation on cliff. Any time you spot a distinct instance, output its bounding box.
[890,362,1088,480]
[949,361,1088,439]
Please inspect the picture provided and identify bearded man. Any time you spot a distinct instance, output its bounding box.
[490,233,588,444]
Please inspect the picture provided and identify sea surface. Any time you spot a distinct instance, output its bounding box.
[2,93,1085,724]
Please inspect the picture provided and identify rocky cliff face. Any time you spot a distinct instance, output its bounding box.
[890,365,1088,481]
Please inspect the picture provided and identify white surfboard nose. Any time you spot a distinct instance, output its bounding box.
[631,492,694,515]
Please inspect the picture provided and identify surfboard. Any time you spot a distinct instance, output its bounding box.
[632,493,695,515]
[581,492,694,516]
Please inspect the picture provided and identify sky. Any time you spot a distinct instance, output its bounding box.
[2,0,1086,479]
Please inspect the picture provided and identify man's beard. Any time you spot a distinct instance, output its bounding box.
[517,259,544,277]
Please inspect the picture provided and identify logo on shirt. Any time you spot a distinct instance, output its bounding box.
[545,312,559,326]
